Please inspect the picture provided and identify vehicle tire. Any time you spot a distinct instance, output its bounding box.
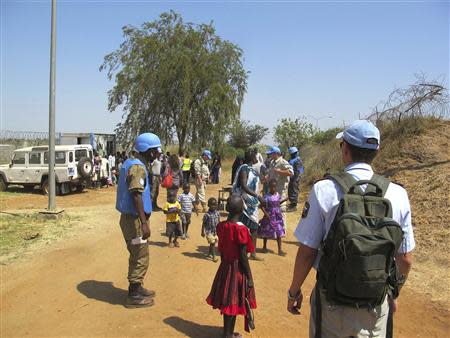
[41,178,49,195]
[77,157,93,179]
[0,176,7,192]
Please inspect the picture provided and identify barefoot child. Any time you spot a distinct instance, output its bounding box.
[258,179,288,256]
[206,194,257,338]
[163,190,182,247]
[201,197,220,261]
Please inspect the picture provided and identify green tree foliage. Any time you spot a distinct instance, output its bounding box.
[273,117,316,150]
[228,120,269,149]
[311,127,342,145]
[100,11,248,153]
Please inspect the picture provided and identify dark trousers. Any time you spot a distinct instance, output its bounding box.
[182,170,190,184]
[288,176,300,206]
[212,167,220,184]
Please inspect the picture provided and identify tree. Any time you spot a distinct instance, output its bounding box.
[100,11,248,153]
[228,120,269,149]
[273,117,316,151]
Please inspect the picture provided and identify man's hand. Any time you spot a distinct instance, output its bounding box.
[287,290,303,315]
[247,278,254,288]
[141,222,151,240]
[388,297,398,313]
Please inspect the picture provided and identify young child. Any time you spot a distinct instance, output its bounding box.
[178,183,197,239]
[201,197,220,262]
[206,194,256,338]
[163,190,182,247]
[258,179,288,256]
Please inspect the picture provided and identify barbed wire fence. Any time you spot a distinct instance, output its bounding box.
[0,131,63,164]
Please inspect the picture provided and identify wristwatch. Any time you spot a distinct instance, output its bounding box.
[287,289,302,301]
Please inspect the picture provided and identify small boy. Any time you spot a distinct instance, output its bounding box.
[178,183,198,239]
[163,190,182,247]
[201,197,220,262]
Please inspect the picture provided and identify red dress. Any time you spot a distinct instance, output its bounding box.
[206,221,257,316]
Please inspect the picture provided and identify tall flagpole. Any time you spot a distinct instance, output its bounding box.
[48,0,56,210]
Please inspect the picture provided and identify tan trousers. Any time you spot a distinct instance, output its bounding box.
[195,180,206,204]
[119,214,150,284]
[309,286,388,338]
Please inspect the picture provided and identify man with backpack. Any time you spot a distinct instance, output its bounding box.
[287,120,415,337]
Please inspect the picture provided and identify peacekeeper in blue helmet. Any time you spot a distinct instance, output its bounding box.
[116,132,162,308]
[287,146,305,212]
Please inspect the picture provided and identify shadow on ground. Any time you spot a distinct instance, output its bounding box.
[149,240,168,247]
[77,280,127,306]
[163,316,222,338]
[182,245,211,260]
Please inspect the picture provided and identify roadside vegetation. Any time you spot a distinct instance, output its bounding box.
[0,212,82,264]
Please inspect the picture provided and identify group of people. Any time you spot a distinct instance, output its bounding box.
[231,146,304,260]
[115,119,415,338]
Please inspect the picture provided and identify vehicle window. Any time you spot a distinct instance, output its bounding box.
[75,149,87,161]
[69,152,74,163]
[12,152,26,165]
[44,151,66,164]
[89,150,93,159]
[29,152,41,164]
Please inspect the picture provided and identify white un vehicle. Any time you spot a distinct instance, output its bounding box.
[0,144,94,195]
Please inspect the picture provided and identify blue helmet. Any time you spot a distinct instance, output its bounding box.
[134,133,162,153]
[288,146,298,155]
[202,150,212,160]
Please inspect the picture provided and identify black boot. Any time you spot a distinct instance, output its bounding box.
[136,284,156,297]
[126,283,154,308]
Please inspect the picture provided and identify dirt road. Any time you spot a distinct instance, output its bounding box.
[1,183,448,337]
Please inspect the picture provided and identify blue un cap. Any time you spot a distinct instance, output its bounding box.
[336,120,380,150]
[202,150,212,159]
[266,146,281,155]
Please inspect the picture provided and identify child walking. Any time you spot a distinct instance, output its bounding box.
[258,179,288,256]
[206,194,257,338]
[163,190,182,247]
[178,183,197,239]
[201,197,220,262]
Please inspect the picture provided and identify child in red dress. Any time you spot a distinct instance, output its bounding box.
[206,194,257,338]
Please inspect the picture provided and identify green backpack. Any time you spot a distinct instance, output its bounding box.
[318,172,404,308]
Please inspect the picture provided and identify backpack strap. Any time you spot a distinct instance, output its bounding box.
[328,172,362,194]
[369,174,391,197]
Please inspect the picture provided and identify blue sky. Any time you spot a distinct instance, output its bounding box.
[1,1,449,139]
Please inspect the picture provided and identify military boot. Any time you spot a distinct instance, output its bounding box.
[137,284,156,297]
[125,283,155,308]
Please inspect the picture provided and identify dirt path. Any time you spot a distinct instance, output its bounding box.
[1,182,448,337]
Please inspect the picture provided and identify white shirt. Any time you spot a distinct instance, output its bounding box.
[294,162,415,269]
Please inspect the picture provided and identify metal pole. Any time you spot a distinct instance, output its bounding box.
[48,0,56,210]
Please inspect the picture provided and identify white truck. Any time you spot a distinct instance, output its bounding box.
[0,144,94,195]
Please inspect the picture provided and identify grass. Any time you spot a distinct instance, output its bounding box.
[0,212,82,264]
[299,116,445,186]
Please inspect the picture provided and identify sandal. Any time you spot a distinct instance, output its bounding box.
[232,333,242,338]
[174,241,180,247]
